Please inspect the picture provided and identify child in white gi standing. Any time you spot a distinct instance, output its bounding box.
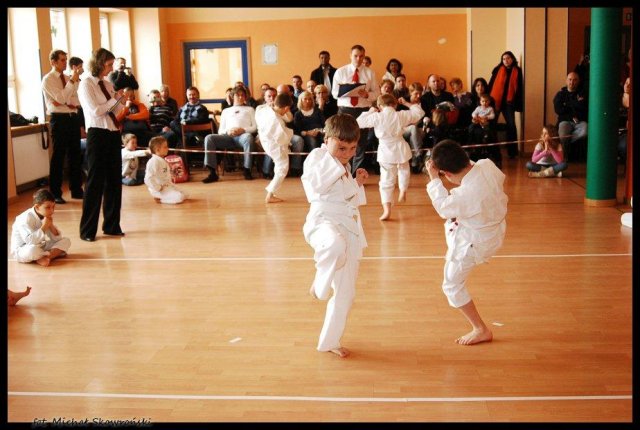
[356,93,424,220]
[255,93,294,203]
[144,136,188,204]
[302,114,369,358]
[11,189,71,267]
[121,133,150,186]
[425,140,507,345]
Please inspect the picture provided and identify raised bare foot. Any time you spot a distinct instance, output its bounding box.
[8,286,31,306]
[36,256,51,267]
[398,191,406,203]
[329,347,350,358]
[455,328,493,345]
[309,284,318,299]
[265,193,284,204]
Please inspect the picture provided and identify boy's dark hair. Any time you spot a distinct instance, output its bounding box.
[319,50,330,57]
[148,136,167,154]
[324,114,360,143]
[274,93,292,108]
[33,188,55,205]
[431,139,470,174]
[69,56,83,67]
[351,44,365,53]
[49,49,66,62]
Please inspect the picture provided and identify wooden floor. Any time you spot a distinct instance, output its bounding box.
[7,153,633,423]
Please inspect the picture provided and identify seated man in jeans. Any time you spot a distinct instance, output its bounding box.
[170,86,210,166]
[202,86,257,183]
[553,72,588,161]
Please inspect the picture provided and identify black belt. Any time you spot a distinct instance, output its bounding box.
[51,112,78,116]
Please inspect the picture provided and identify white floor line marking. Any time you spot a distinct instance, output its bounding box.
[6,253,632,263]
[7,391,632,403]
[229,337,242,343]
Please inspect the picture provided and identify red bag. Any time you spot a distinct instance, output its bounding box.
[165,154,189,183]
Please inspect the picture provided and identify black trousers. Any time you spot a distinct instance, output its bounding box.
[49,113,82,197]
[337,106,370,175]
[80,128,122,238]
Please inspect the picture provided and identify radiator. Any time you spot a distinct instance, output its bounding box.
[11,125,50,186]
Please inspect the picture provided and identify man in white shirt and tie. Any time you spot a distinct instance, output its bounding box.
[41,49,83,204]
[332,44,379,175]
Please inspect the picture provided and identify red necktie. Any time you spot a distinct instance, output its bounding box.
[60,73,66,89]
[98,80,120,128]
[350,67,359,107]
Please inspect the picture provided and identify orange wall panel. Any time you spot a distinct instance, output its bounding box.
[166,14,467,105]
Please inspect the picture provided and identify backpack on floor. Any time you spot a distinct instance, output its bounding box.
[165,154,189,183]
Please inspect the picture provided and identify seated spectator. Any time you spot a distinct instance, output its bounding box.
[449,77,473,128]
[382,58,403,82]
[108,57,138,91]
[306,80,317,94]
[553,72,588,161]
[314,84,338,119]
[420,74,455,128]
[292,75,304,99]
[221,87,234,110]
[10,189,70,266]
[159,84,179,117]
[255,83,271,106]
[425,108,450,148]
[393,74,410,103]
[398,82,426,173]
[121,133,150,186]
[202,86,257,182]
[527,124,567,178]
[363,55,372,68]
[468,94,496,144]
[170,86,210,150]
[116,87,153,147]
[235,81,257,108]
[294,90,326,153]
[148,89,179,148]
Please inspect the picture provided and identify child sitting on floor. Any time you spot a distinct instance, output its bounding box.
[144,136,188,204]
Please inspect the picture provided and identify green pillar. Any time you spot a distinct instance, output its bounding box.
[585,8,622,206]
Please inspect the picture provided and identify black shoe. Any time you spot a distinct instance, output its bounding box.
[71,190,84,199]
[202,171,219,183]
[410,165,421,174]
[54,197,67,204]
[243,168,254,180]
[103,231,125,236]
[80,235,95,242]
[288,168,302,178]
[262,172,273,179]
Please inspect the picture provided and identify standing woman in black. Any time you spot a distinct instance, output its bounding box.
[77,48,125,241]
[488,51,523,159]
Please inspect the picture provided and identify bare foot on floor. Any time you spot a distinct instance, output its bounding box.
[265,193,284,204]
[398,191,406,203]
[8,286,31,306]
[309,284,317,299]
[36,256,51,267]
[329,347,350,358]
[455,328,493,345]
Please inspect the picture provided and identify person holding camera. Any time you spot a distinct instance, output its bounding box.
[108,57,139,92]
[41,49,84,204]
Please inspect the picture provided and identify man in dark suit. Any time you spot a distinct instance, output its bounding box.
[310,50,337,100]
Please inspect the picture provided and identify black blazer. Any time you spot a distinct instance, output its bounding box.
[310,65,337,90]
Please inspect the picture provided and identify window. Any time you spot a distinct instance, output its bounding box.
[50,8,68,52]
[183,40,250,104]
[7,23,17,113]
[99,12,110,50]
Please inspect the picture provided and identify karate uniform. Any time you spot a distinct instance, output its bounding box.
[11,207,71,263]
[144,154,187,204]
[255,106,293,195]
[356,104,424,203]
[301,145,367,351]
[426,159,507,308]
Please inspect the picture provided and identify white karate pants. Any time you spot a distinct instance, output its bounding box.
[265,145,289,194]
[379,161,410,204]
[13,237,71,263]
[308,222,360,352]
[149,185,187,204]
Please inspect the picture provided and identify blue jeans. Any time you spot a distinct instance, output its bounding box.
[122,169,145,186]
[526,161,568,173]
[204,133,254,170]
[262,135,304,174]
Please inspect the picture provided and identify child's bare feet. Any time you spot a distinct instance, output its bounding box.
[309,284,318,299]
[455,328,493,345]
[36,256,51,267]
[329,347,350,358]
[265,192,284,204]
[379,203,391,221]
[8,286,31,306]
[398,191,406,203]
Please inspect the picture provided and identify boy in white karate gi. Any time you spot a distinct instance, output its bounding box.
[356,93,424,220]
[255,93,294,203]
[11,189,71,267]
[144,136,188,204]
[301,114,369,358]
[425,140,507,345]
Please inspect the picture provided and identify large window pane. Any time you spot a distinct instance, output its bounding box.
[100,13,110,50]
[50,8,68,52]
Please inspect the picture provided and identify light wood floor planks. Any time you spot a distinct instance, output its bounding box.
[7,155,632,422]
